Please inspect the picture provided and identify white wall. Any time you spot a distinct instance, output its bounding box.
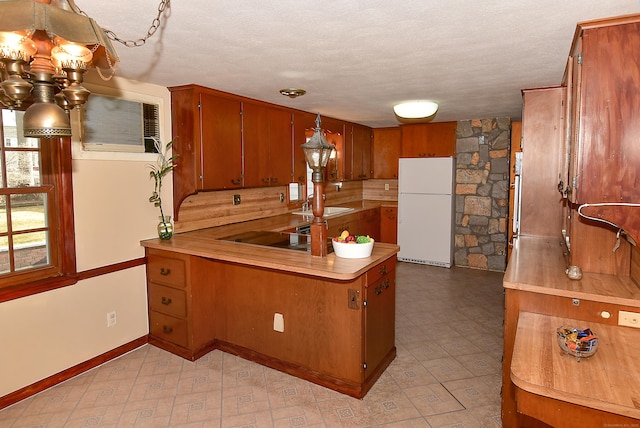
[0,75,172,398]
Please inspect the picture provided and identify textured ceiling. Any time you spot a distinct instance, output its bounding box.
[78,1,639,128]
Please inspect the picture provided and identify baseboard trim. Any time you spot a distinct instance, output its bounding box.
[0,336,148,410]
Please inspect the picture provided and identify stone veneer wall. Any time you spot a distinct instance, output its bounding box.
[454,118,511,272]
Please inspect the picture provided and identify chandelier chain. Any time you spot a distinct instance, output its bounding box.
[72,0,170,48]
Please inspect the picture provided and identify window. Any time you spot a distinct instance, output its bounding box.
[0,108,76,295]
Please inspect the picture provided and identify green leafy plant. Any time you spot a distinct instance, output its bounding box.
[148,138,177,237]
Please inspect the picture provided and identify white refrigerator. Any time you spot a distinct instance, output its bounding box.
[397,157,455,267]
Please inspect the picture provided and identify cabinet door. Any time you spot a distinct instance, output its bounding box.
[322,117,346,182]
[520,88,564,238]
[267,108,293,186]
[327,213,360,238]
[244,103,294,187]
[573,22,640,206]
[379,206,397,244]
[242,103,270,187]
[350,124,372,180]
[372,127,401,179]
[364,261,395,380]
[400,122,457,158]
[567,39,582,205]
[200,93,243,189]
[359,209,379,240]
[293,111,316,184]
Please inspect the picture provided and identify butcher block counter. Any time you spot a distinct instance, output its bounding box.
[502,236,640,427]
[140,208,399,399]
[141,225,399,281]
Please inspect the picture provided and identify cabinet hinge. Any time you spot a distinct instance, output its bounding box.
[363,299,367,307]
[363,362,367,370]
[198,102,201,110]
[577,53,583,65]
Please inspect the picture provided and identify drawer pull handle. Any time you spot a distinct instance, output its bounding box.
[163,326,173,334]
[375,286,383,295]
[382,279,390,289]
[161,297,172,305]
[379,266,387,275]
[160,268,171,276]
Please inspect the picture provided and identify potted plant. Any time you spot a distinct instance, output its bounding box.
[148,138,177,239]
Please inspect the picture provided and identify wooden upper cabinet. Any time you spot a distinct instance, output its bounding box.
[321,117,346,182]
[169,85,243,217]
[566,16,640,245]
[243,102,293,187]
[292,111,316,184]
[199,93,243,190]
[349,124,372,180]
[372,127,401,179]
[520,88,564,238]
[400,122,457,158]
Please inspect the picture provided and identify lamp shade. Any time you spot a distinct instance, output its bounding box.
[0,0,119,69]
[394,100,439,123]
[301,114,335,182]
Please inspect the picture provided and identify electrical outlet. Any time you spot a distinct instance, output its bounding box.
[233,194,241,205]
[107,311,117,327]
[384,183,389,191]
[619,310,640,328]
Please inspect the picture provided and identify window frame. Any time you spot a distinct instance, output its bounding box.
[0,110,77,301]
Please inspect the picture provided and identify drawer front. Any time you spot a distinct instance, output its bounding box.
[148,284,187,318]
[382,206,397,220]
[147,255,186,288]
[367,258,396,284]
[149,311,188,348]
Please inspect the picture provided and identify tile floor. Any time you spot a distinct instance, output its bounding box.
[0,262,505,427]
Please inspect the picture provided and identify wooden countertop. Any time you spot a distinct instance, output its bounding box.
[141,202,399,281]
[511,311,640,419]
[504,235,640,308]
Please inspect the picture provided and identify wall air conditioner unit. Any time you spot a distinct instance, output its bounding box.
[79,94,159,153]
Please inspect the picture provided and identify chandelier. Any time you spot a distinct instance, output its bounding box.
[0,0,168,138]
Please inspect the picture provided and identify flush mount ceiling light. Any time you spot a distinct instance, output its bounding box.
[279,88,306,99]
[393,100,439,124]
[0,0,169,138]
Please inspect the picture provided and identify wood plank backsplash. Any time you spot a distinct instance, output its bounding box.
[174,179,399,233]
[175,187,292,233]
[363,179,398,201]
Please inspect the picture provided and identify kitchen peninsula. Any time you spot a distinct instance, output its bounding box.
[141,211,399,399]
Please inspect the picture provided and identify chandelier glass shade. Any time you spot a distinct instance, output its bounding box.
[0,0,120,137]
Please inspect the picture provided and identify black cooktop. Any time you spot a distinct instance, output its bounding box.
[219,231,334,253]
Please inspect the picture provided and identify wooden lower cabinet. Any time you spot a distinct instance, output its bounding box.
[326,212,360,238]
[379,206,397,244]
[359,208,380,241]
[146,249,217,360]
[144,248,396,398]
[503,238,640,426]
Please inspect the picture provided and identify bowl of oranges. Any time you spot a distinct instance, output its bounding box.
[332,230,374,258]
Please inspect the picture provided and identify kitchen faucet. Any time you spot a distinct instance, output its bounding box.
[302,195,313,212]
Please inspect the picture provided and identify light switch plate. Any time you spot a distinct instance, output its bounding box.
[273,313,284,332]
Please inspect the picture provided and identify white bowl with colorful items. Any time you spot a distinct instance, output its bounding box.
[332,230,374,258]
